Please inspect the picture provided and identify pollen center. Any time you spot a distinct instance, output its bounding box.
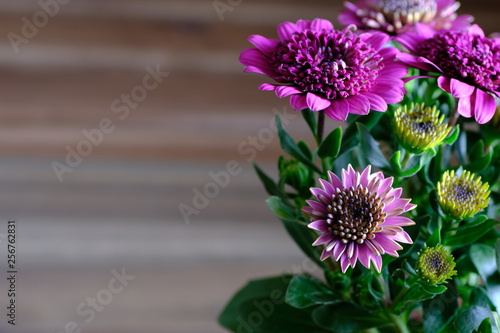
[452,183,474,202]
[325,184,386,244]
[427,253,446,273]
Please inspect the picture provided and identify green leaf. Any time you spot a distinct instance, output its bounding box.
[423,286,459,333]
[272,212,328,270]
[444,217,498,247]
[390,150,403,173]
[297,141,313,160]
[312,302,386,332]
[357,123,390,169]
[285,275,340,309]
[340,111,384,153]
[276,116,322,174]
[301,109,317,137]
[442,125,460,145]
[467,140,493,173]
[474,317,493,333]
[492,312,500,332]
[219,275,331,333]
[454,306,494,333]
[470,244,497,282]
[254,164,286,198]
[318,127,342,159]
[266,196,298,222]
[426,224,442,247]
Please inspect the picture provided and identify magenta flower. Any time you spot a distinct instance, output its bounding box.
[239,19,407,121]
[338,0,472,36]
[302,165,416,273]
[396,24,500,124]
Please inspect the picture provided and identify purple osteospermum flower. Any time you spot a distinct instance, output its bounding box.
[396,24,500,124]
[338,0,472,36]
[239,19,407,121]
[302,165,416,273]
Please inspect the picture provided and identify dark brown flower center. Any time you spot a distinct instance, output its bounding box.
[325,184,386,244]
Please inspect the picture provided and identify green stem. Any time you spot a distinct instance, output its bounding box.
[448,102,459,128]
[388,313,411,333]
[317,111,325,144]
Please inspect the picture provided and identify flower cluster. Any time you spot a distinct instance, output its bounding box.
[222,3,500,333]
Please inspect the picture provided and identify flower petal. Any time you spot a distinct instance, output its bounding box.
[384,216,416,227]
[457,94,473,118]
[325,99,350,121]
[359,165,372,187]
[361,32,389,51]
[289,94,308,111]
[327,171,343,189]
[308,220,330,232]
[305,200,327,213]
[469,24,485,37]
[362,92,388,112]
[347,94,370,115]
[333,242,347,261]
[371,254,383,273]
[374,234,403,257]
[472,89,497,124]
[259,83,277,91]
[247,35,279,56]
[275,85,301,98]
[277,21,300,40]
[306,93,331,111]
[313,232,335,246]
[438,77,475,98]
[310,18,334,31]
[357,245,372,269]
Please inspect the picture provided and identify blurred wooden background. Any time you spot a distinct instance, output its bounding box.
[0,0,496,332]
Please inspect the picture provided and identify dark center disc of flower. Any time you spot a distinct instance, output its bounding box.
[412,120,435,133]
[425,252,448,277]
[451,183,475,202]
[271,29,383,100]
[325,184,387,244]
[375,0,437,23]
[417,32,500,91]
